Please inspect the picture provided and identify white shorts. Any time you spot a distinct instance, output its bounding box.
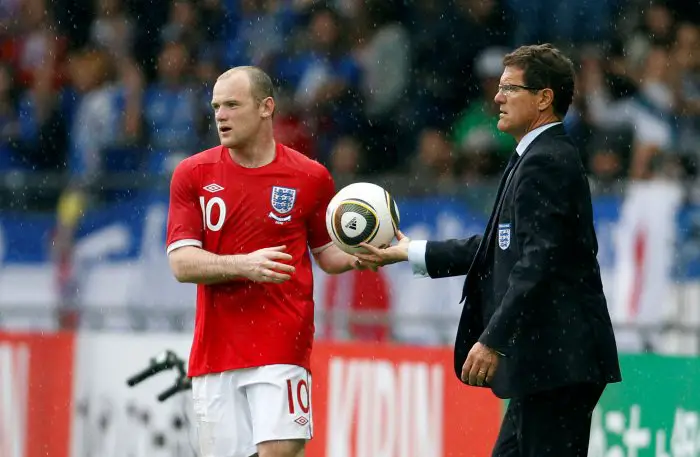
[192,364,313,457]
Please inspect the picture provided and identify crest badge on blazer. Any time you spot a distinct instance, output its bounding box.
[498,223,511,250]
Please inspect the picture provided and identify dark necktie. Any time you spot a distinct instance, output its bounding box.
[502,152,520,182]
[477,152,520,260]
[461,151,521,302]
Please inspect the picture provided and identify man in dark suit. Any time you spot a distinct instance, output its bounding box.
[356,43,622,456]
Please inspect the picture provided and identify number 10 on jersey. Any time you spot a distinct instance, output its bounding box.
[199,197,227,232]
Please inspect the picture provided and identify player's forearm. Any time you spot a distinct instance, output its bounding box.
[168,246,244,284]
[313,244,356,274]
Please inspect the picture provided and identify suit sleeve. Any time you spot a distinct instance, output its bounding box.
[479,153,571,354]
[425,236,482,278]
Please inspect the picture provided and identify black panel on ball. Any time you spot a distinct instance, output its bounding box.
[385,190,400,232]
[332,199,379,246]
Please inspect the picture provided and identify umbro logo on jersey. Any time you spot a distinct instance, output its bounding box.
[203,183,224,193]
[294,416,309,426]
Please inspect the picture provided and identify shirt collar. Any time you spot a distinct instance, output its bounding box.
[515,122,562,156]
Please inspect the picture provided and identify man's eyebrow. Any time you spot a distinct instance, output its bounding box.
[211,98,239,105]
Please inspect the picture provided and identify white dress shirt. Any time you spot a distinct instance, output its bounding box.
[407,122,562,277]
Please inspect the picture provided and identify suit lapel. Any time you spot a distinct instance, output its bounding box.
[460,125,563,301]
[479,156,521,257]
[460,153,518,302]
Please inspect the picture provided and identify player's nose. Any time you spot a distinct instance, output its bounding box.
[215,107,228,121]
[494,91,506,104]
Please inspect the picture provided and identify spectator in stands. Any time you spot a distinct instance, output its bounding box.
[193,51,222,149]
[274,6,363,164]
[408,128,457,191]
[160,0,202,55]
[67,48,142,180]
[672,22,700,176]
[272,92,316,160]
[404,0,453,128]
[587,135,625,187]
[6,0,69,173]
[353,1,410,173]
[583,45,677,180]
[451,47,516,179]
[0,63,20,170]
[328,135,363,182]
[89,0,135,60]
[9,0,68,90]
[0,0,21,35]
[624,0,676,78]
[143,41,202,170]
[441,0,513,117]
[507,0,616,47]
[222,0,298,70]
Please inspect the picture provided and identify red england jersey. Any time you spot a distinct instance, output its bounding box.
[166,143,335,377]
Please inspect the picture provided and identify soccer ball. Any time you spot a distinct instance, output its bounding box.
[326,182,400,254]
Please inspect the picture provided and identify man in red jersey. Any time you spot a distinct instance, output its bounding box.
[166,66,369,457]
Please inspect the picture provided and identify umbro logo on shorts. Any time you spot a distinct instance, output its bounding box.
[294,416,309,426]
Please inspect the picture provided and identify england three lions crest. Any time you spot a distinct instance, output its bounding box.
[498,223,511,250]
[269,186,297,223]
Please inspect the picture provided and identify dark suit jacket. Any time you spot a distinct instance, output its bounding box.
[425,124,622,399]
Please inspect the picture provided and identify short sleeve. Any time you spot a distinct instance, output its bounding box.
[307,167,335,252]
[166,160,203,254]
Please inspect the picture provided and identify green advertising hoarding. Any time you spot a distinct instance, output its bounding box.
[589,354,700,457]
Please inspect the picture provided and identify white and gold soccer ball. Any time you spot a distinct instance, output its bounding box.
[326,182,400,254]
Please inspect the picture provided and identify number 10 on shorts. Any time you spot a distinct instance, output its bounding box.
[287,378,310,415]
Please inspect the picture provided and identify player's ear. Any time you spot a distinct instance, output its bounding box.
[260,97,275,119]
[538,88,554,112]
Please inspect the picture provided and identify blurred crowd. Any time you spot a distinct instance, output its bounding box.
[0,0,699,204]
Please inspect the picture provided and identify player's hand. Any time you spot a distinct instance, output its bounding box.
[355,231,410,266]
[240,246,295,283]
[461,342,499,387]
[351,258,379,272]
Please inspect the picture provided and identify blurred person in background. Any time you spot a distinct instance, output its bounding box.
[507,0,617,47]
[273,5,363,165]
[222,0,298,70]
[143,41,202,171]
[8,0,68,90]
[0,63,21,170]
[165,66,371,457]
[672,21,700,176]
[52,47,144,328]
[623,0,676,78]
[9,0,68,176]
[582,44,677,180]
[353,0,410,173]
[586,135,626,188]
[407,128,457,192]
[270,92,316,160]
[327,135,363,182]
[404,0,453,129]
[451,47,517,180]
[65,48,141,181]
[442,0,513,115]
[161,0,203,54]
[89,0,135,60]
